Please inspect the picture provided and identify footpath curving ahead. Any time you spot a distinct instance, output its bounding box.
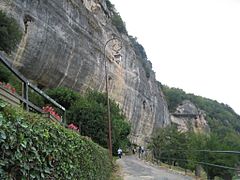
[117,155,194,180]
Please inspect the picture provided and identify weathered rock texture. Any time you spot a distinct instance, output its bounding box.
[0,0,170,144]
[170,100,210,133]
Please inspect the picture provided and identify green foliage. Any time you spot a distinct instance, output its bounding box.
[111,12,127,34]
[28,89,45,108]
[129,36,147,61]
[46,88,131,155]
[151,126,189,168]
[46,87,80,109]
[160,85,187,112]
[0,100,112,179]
[161,84,240,133]
[69,92,108,147]
[0,63,12,83]
[105,1,151,78]
[158,84,240,178]
[198,133,240,179]
[151,126,240,179]
[106,0,127,34]
[106,0,114,11]
[129,36,151,78]
[0,62,22,94]
[68,90,131,155]
[0,10,22,54]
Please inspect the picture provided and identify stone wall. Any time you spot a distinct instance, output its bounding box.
[0,0,170,145]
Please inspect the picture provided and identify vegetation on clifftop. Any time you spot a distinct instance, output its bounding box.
[129,36,151,78]
[106,0,127,34]
[106,1,151,78]
[154,84,240,179]
[160,84,240,133]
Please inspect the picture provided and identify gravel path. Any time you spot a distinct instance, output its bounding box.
[117,156,194,180]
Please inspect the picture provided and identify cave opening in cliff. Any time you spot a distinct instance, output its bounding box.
[143,100,146,109]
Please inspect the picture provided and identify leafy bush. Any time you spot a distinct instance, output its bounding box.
[151,126,240,179]
[28,88,45,108]
[0,63,12,83]
[46,88,131,155]
[0,62,22,95]
[46,87,80,110]
[0,100,112,179]
[151,125,189,169]
[68,90,131,155]
[0,10,22,54]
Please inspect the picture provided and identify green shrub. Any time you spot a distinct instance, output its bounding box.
[45,87,80,109]
[151,126,240,179]
[0,62,23,94]
[28,88,45,108]
[45,87,131,155]
[0,100,112,179]
[106,0,114,11]
[111,12,127,34]
[0,63,11,83]
[68,90,131,155]
[0,10,22,54]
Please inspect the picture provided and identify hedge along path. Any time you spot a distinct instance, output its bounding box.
[0,101,112,180]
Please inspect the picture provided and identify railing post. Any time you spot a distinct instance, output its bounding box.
[23,81,29,111]
[63,110,67,124]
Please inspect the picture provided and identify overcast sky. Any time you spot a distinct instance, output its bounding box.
[110,0,240,115]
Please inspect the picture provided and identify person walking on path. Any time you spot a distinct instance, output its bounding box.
[118,148,123,158]
[138,146,142,158]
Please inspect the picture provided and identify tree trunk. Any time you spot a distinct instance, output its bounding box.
[223,174,232,180]
[195,165,201,177]
[207,174,215,180]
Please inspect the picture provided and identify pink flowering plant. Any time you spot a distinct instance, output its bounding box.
[0,81,16,94]
[42,105,61,121]
[68,123,79,132]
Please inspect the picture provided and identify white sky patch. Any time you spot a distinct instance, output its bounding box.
[110,0,240,115]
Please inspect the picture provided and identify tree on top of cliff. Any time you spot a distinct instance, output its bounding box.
[129,36,152,78]
[105,0,128,34]
[111,12,127,34]
[0,11,22,54]
[161,84,240,133]
[129,36,147,60]
[106,0,114,11]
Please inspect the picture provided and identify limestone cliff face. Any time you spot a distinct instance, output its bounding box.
[170,100,210,133]
[0,0,170,144]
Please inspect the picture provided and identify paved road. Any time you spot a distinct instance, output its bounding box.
[117,156,194,180]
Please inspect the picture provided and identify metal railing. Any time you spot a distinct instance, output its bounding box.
[0,52,66,123]
[151,149,240,175]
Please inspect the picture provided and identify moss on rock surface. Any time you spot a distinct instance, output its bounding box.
[0,10,22,54]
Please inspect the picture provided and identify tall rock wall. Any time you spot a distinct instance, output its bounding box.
[0,0,170,145]
[170,100,210,133]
